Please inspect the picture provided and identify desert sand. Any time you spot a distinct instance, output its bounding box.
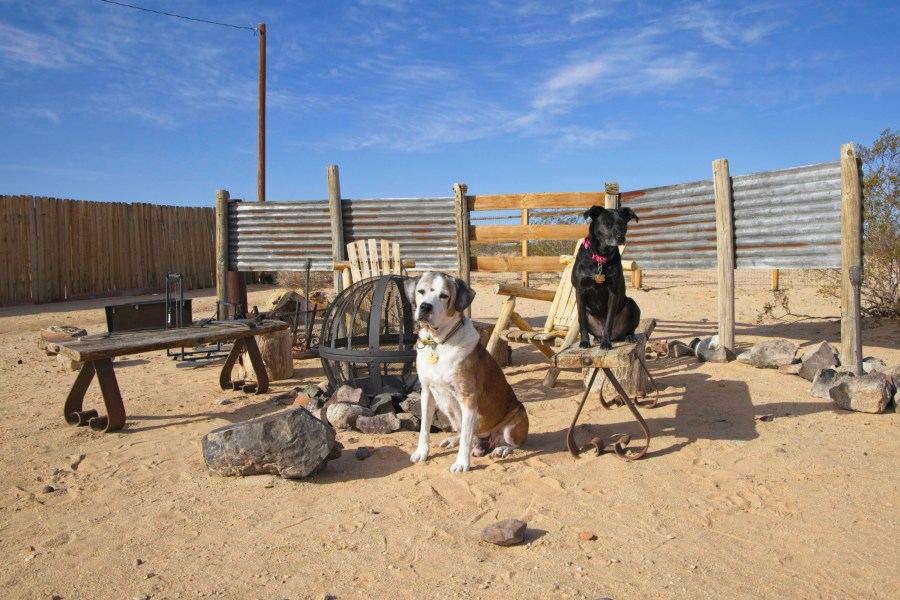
[1,274,898,600]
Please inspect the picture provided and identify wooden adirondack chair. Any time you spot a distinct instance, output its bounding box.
[333,239,415,289]
[486,243,582,387]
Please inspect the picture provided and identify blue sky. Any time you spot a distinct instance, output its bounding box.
[1,1,898,207]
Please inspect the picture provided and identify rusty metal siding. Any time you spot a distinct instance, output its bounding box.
[732,161,842,269]
[342,197,458,271]
[621,180,718,270]
[228,197,458,273]
[229,200,333,272]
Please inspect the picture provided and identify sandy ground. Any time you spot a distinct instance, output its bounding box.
[0,276,898,600]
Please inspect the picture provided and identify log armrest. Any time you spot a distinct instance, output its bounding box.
[491,282,556,302]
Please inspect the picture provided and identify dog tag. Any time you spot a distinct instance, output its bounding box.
[594,274,606,284]
[428,350,439,363]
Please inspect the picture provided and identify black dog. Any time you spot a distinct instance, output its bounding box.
[572,205,641,349]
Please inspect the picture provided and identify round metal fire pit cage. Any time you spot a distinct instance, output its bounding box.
[319,275,419,395]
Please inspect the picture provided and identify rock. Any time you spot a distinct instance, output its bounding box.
[798,341,840,381]
[369,393,397,415]
[356,412,401,434]
[648,340,669,355]
[706,346,735,363]
[267,390,299,406]
[829,373,893,414]
[400,393,453,432]
[201,407,338,479]
[778,363,802,375]
[579,531,597,541]
[694,337,717,362]
[748,339,798,369]
[885,366,900,389]
[895,388,900,414]
[480,519,527,546]
[355,447,372,460]
[396,412,420,431]
[862,357,888,374]
[40,325,87,342]
[809,368,855,399]
[292,392,313,409]
[736,351,752,365]
[215,398,234,406]
[331,385,369,408]
[668,341,694,358]
[326,403,374,430]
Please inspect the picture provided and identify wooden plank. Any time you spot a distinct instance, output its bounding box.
[553,319,656,369]
[0,197,10,302]
[42,320,288,362]
[840,142,863,368]
[713,158,735,350]
[472,255,569,273]
[469,191,604,211]
[470,223,585,243]
[454,183,470,285]
[492,282,556,302]
[27,195,40,301]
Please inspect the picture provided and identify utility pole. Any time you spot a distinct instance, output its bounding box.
[258,22,266,203]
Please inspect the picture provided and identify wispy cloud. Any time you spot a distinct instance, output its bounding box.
[0,22,81,69]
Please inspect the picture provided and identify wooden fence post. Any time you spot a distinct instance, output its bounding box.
[215,189,229,313]
[840,143,863,369]
[454,183,471,285]
[713,159,735,350]
[521,208,529,286]
[604,182,619,209]
[328,165,345,293]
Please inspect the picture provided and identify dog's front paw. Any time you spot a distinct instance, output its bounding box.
[579,340,591,349]
[409,448,429,464]
[439,435,460,449]
[449,459,470,473]
[599,338,612,350]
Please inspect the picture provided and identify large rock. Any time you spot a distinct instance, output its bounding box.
[798,341,840,381]
[748,339,798,369]
[331,385,370,408]
[400,392,453,432]
[829,373,893,414]
[326,403,374,430]
[481,519,527,546]
[356,412,402,434]
[202,408,339,479]
[809,368,855,399]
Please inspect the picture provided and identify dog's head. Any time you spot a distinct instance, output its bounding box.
[404,271,476,331]
[584,205,638,247]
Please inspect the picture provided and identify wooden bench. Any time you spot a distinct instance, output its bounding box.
[40,320,289,433]
[553,318,657,460]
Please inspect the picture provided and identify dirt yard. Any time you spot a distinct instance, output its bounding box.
[1,276,897,600]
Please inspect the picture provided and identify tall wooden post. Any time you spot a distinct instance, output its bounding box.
[840,143,863,369]
[215,189,230,313]
[328,165,345,292]
[454,183,471,285]
[604,182,619,209]
[713,159,735,350]
[521,208,529,286]
[257,23,266,203]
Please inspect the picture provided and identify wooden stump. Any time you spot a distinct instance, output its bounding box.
[582,335,653,399]
[239,329,294,382]
[472,320,509,367]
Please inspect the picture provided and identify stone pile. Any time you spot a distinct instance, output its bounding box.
[304,384,448,435]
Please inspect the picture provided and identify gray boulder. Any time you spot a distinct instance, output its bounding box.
[369,393,397,415]
[400,392,454,432]
[829,373,893,414]
[668,341,695,358]
[356,412,402,434]
[749,339,798,369]
[706,346,736,363]
[481,519,527,546]
[798,341,840,381]
[326,403,374,430]
[331,384,370,408]
[809,368,855,399]
[862,357,888,374]
[202,407,339,479]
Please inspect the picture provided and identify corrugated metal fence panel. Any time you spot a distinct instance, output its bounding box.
[229,200,334,272]
[621,179,718,270]
[229,197,459,273]
[343,197,458,272]
[732,161,842,269]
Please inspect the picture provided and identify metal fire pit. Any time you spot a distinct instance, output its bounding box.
[318,275,418,395]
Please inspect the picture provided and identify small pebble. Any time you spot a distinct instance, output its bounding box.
[355,447,372,460]
[41,485,55,494]
[579,531,596,541]
[215,398,233,406]
[135,558,144,566]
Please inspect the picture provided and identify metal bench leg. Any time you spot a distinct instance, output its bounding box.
[64,361,98,426]
[219,337,269,394]
[89,358,126,432]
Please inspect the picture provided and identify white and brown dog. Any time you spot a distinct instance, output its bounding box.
[405,271,528,472]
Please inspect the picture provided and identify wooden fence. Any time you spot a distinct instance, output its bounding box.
[0,196,216,305]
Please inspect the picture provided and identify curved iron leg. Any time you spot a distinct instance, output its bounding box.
[219,338,246,391]
[242,336,270,394]
[64,361,96,425]
[89,358,126,432]
[602,368,650,460]
[566,368,599,457]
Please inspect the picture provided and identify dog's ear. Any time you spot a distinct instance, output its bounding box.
[621,207,639,223]
[404,275,420,304]
[583,205,605,221]
[453,277,476,312]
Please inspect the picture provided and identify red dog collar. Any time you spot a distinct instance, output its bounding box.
[582,238,608,267]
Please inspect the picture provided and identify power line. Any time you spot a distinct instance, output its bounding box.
[98,0,258,33]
